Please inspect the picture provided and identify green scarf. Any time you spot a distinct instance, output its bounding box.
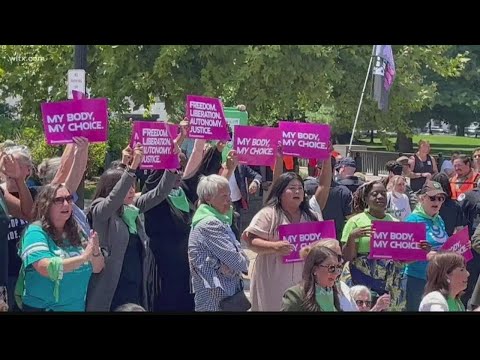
[412,204,443,227]
[191,204,233,229]
[122,205,140,234]
[447,296,465,312]
[168,188,190,213]
[315,286,337,312]
[47,257,64,302]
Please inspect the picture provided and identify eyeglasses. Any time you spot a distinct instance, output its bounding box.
[53,195,74,205]
[318,264,343,273]
[355,299,372,307]
[428,196,445,202]
[474,155,480,159]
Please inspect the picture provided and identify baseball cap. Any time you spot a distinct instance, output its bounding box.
[419,180,447,197]
[335,157,357,170]
[396,156,409,165]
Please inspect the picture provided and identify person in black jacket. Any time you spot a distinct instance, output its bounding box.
[142,142,229,311]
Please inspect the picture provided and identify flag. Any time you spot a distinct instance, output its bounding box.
[372,45,396,111]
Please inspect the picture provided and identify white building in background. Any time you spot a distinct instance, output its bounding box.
[122,98,168,120]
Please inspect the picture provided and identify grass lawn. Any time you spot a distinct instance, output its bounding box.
[358,134,480,155]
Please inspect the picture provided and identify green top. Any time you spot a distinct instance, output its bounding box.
[315,286,337,312]
[122,204,140,234]
[341,210,397,254]
[281,284,338,312]
[447,296,465,312]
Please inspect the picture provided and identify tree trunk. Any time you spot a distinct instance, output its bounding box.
[456,125,465,136]
[396,132,413,153]
[370,130,374,143]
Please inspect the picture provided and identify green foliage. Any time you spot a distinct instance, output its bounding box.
[0,45,472,161]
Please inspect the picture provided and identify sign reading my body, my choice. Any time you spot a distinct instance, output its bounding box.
[233,125,280,166]
[41,98,108,145]
[279,121,331,160]
[369,221,427,261]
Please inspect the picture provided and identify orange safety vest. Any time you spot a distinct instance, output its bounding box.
[450,171,480,200]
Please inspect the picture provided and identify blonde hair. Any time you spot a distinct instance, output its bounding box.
[386,175,406,195]
[300,238,341,260]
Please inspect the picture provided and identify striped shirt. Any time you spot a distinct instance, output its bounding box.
[188,217,249,311]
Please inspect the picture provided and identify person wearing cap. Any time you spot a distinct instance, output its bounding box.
[404,180,448,311]
[440,152,459,178]
[335,157,364,194]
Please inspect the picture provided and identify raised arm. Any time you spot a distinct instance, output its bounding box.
[314,157,333,211]
[64,137,89,194]
[1,154,33,221]
[51,144,75,185]
[267,142,284,199]
[183,139,207,179]
[91,145,142,223]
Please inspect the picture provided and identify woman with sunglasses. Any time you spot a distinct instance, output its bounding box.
[18,184,104,311]
[349,285,390,312]
[404,180,449,311]
[341,180,405,311]
[300,239,357,311]
[281,246,342,311]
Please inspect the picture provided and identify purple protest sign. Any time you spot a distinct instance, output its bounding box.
[441,227,473,262]
[369,221,427,261]
[130,121,179,170]
[233,125,280,166]
[41,98,108,145]
[279,121,331,159]
[278,221,336,264]
[186,95,230,141]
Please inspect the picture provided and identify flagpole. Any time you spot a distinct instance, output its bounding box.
[347,45,376,156]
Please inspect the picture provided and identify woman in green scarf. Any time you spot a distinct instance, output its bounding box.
[404,180,449,311]
[86,144,180,311]
[281,246,342,311]
[143,141,226,311]
[188,174,249,311]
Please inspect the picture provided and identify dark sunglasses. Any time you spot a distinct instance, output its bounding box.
[53,195,74,205]
[318,264,343,273]
[355,299,372,307]
[428,195,445,202]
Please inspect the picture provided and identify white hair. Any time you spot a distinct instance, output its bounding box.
[197,174,229,204]
[4,145,33,167]
[349,285,371,300]
[37,157,61,185]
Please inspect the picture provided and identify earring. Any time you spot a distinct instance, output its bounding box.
[447,278,451,284]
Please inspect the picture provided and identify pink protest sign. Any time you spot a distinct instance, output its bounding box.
[130,121,179,170]
[186,95,230,141]
[369,221,427,261]
[279,121,331,159]
[441,227,473,262]
[233,125,280,166]
[278,221,336,264]
[41,98,108,145]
